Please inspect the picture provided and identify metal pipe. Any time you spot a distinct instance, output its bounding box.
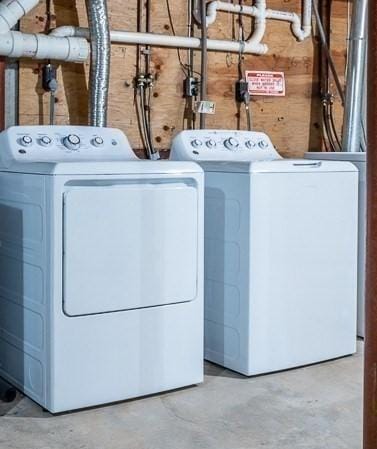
[364,1,377,446]
[85,0,111,127]
[200,0,207,129]
[342,0,368,152]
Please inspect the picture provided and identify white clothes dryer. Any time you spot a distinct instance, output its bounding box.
[0,126,204,412]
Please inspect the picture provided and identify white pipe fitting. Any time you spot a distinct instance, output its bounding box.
[206,1,258,26]
[0,0,39,34]
[0,31,89,61]
[204,0,311,42]
[265,9,311,41]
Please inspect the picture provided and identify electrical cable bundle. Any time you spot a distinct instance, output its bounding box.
[135,0,160,159]
[313,0,344,152]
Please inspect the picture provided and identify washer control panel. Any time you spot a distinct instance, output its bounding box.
[170,130,282,162]
[0,125,139,168]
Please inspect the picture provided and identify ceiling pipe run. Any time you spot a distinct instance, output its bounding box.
[85,0,111,127]
[50,27,268,55]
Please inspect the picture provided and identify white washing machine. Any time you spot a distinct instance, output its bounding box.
[0,126,204,413]
[171,130,358,376]
[305,152,366,337]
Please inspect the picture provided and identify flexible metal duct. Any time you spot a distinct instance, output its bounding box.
[85,0,111,127]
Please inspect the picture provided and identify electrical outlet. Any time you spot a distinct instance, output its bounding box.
[183,77,199,97]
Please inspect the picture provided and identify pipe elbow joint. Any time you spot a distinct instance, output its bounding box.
[204,1,218,27]
[291,25,311,41]
[50,26,77,38]
[244,41,268,55]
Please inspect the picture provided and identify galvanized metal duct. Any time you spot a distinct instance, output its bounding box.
[85,0,111,127]
[342,0,368,152]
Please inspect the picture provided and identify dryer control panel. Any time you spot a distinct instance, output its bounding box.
[0,126,139,168]
[170,130,282,162]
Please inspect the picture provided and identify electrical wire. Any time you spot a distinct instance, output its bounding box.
[166,0,190,76]
[312,0,345,105]
[245,104,252,131]
[315,0,342,152]
[139,84,154,158]
[133,0,159,159]
[329,102,342,149]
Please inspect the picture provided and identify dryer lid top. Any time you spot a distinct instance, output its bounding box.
[1,160,203,175]
[0,126,203,175]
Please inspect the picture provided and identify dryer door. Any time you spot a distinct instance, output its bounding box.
[62,180,199,316]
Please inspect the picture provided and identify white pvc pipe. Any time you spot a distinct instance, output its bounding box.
[0,31,89,61]
[0,0,39,34]
[51,27,268,55]
[204,0,311,42]
[206,1,258,26]
[265,8,311,41]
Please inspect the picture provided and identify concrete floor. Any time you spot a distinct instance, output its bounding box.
[0,343,363,449]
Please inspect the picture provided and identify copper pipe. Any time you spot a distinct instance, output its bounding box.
[364,1,377,447]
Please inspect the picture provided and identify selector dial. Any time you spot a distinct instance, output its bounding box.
[20,135,33,147]
[191,139,203,149]
[92,136,104,147]
[206,139,216,148]
[63,134,81,151]
[39,136,52,147]
[245,140,256,149]
[206,139,217,149]
[224,137,239,151]
[258,140,269,149]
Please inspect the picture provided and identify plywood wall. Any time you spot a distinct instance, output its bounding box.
[19,0,349,158]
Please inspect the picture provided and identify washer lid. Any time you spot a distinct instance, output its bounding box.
[2,160,203,175]
[200,159,359,173]
[305,152,366,163]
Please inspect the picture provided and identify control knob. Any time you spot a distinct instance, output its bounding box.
[224,137,239,151]
[258,140,269,149]
[92,136,104,147]
[191,139,203,149]
[206,139,216,149]
[63,134,81,151]
[245,140,256,149]
[20,135,33,147]
[39,136,52,147]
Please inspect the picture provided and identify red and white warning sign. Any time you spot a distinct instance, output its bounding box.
[245,71,286,97]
